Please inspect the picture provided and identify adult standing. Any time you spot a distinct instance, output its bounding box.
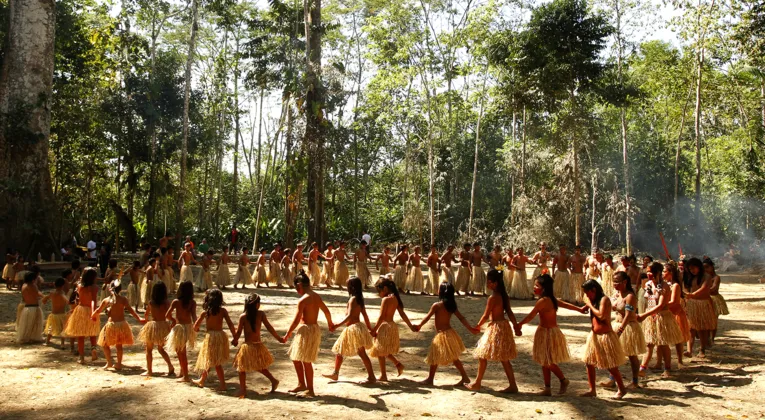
[98,239,112,277]
[197,239,209,255]
[229,226,239,254]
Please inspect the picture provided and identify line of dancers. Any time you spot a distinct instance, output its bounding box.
[15,248,729,400]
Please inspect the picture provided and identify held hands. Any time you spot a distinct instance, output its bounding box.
[636,313,645,322]
[513,325,523,337]
[410,325,420,333]
[469,326,480,335]
[231,339,238,347]
[579,306,589,315]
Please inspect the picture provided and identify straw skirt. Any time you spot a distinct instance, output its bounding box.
[356,261,372,287]
[370,321,399,358]
[217,264,231,287]
[471,266,487,294]
[97,321,134,347]
[195,330,230,372]
[17,306,44,343]
[455,267,471,293]
[45,312,68,337]
[64,305,101,337]
[165,323,197,353]
[582,331,626,369]
[127,283,140,307]
[393,266,407,291]
[332,322,373,357]
[288,323,322,363]
[686,298,718,331]
[407,266,424,293]
[138,320,171,346]
[615,320,646,356]
[334,261,349,288]
[509,270,533,299]
[554,271,573,302]
[473,320,517,361]
[234,342,274,372]
[532,326,571,366]
[424,329,466,366]
[711,294,729,316]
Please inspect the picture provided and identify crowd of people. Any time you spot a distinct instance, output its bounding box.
[10,237,730,401]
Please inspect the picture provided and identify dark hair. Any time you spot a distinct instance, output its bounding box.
[24,271,37,284]
[82,269,97,287]
[283,248,292,257]
[487,269,511,315]
[649,261,663,287]
[177,281,194,308]
[132,260,140,269]
[148,257,156,267]
[644,255,654,262]
[535,274,558,311]
[463,243,471,248]
[376,279,404,309]
[71,260,81,270]
[438,282,458,313]
[110,279,122,294]
[613,271,634,294]
[360,240,367,246]
[347,277,365,309]
[55,277,66,288]
[703,258,716,276]
[582,279,605,318]
[473,242,481,247]
[685,257,704,289]
[62,269,72,278]
[151,281,168,306]
[109,259,118,269]
[207,250,214,255]
[605,254,613,260]
[294,270,310,287]
[244,294,261,331]
[203,288,224,316]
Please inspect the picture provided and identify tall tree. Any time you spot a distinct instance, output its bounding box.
[0,0,57,256]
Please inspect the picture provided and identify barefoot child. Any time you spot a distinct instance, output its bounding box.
[355,240,372,288]
[552,245,573,302]
[392,245,409,291]
[376,246,393,277]
[194,288,236,390]
[165,280,197,382]
[683,258,716,359]
[323,277,375,384]
[518,274,578,396]
[467,269,522,392]
[333,242,350,289]
[198,250,214,291]
[370,277,417,381]
[231,294,282,397]
[127,261,141,313]
[269,244,283,287]
[406,246,424,294]
[17,271,44,344]
[580,279,628,399]
[470,243,487,296]
[308,243,322,287]
[510,247,534,299]
[601,271,645,389]
[665,261,691,364]
[415,282,476,386]
[217,246,231,289]
[233,247,252,289]
[178,242,196,285]
[455,243,472,295]
[321,242,335,288]
[426,245,440,296]
[281,248,293,287]
[42,277,69,347]
[439,245,457,288]
[283,271,335,397]
[64,269,102,363]
[139,282,175,376]
[253,248,269,288]
[92,279,143,370]
[704,258,728,343]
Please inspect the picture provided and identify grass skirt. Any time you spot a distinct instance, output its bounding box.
[686,298,718,331]
[638,288,647,314]
[582,331,626,369]
[217,264,231,287]
[179,265,194,283]
[97,321,134,347]
[601,268,614,297]
[455,267,471,293]
[471,266,486,294]
[510,270,533,299]
[533,326,571,366]
[321,261,334,285]
[268,261,282,284]
[332,322,374,356]
[2,263,12,280]
[615,320,646,356]
[64,305,101,337]
[281,265,293,287]
[334,261,349,287]
[141,275,157,305]
[393,266,407,291]
[427,268,440,295]
[532,266,547,282]
[163,268,176,294]
[503,269,514,291]
[425,329,466,366]
[571,273,585,302]
[234,265,252,285]
[711,294,729,316]
[138,320,171,346]
[45,313,68,337]
[356,261,372,287]
[473,320,517,361]
[407,266,424,293]
[656,310,684,346]
[379,265,391,276]
[127,283,139,307]
[288,323,322,363]
[165,323,197,353]
[17,306,44,343]
[673,305,692,342]
[253,265,268,285]
[202,271,213,290]
[441,266,455,286]
[234,342,274,372]
[195,330,230,372]
[370,321,400,357]
[554,271,573,302]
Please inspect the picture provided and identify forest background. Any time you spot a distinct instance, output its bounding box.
[0,0,763,259]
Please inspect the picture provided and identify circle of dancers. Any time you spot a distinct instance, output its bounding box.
[12,240,729,400]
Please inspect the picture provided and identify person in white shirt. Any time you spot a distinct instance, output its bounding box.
[361,232,371,247]
[87,239,97,260]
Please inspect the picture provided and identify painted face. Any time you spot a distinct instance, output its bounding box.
[533,281,543,296]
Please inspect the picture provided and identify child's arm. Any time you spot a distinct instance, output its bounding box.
[361,305,373,331]
[371,299,388,335]
[91,299,109,320]
[474,298,493,330]
[193,311,207,332]
[557,299,587,314]
[616,294,637,333]
[517,300,542,326]
[319,298,335,331]
[125,299,143,323]
[397,305,417,332]
[262,313,284,343]
[190,301,197,324]
[415,304,437,331]
[231,314,245,346]
[585,296,610,321]
[42,292,52,305]
[165,300,178,328]
[223,308,236,337]
[637,291,665,321]
[283,298,305,341]
[455,309,479,334]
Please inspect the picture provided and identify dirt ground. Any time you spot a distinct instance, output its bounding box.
[1,266,763,419]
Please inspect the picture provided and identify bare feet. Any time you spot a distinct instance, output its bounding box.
[359,377,376,385]
[599,379,615,388]
[289,384,308,393]
[77,357,85,365]
[696,352,706,359]
[651,363,662,370]
[579,390,597,397]
[464,382,482,391]
[377,375,389,382]
[660,370,671,379]
[91,349,98,361]
[500,385,519,394]
[297,390,315,398]
[683,351,692,357]
[453,377,470,387]
[638,369,646,378]
[613,388,627,400]
[418,378,434,386]
[322,372,339,381]
[114,364,122,371]
[215,385,227,391]
[270,378,280,393]
[536,387,552,396]
[141,371,153,377]
[164,370,176,377]
[192,378,205,388]
[235,389,246,399]
[626,382,640,390]
[177,376,191,383]
[558,379,570,395]
[102,363,113,370]
[395,363,405,377]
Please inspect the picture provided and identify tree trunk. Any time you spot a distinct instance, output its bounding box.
[674,83,693,214]
[468,91,486,240]
[591,174,597,252]
[303,0,326,245]
[428,129,435,244]
[693,44,705,223]
[521,105,527,192]
[0,0,57,257]
[257,87,264,184]
[760,80,764,145]
[232,33,241,219]
[176,0,199,252]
